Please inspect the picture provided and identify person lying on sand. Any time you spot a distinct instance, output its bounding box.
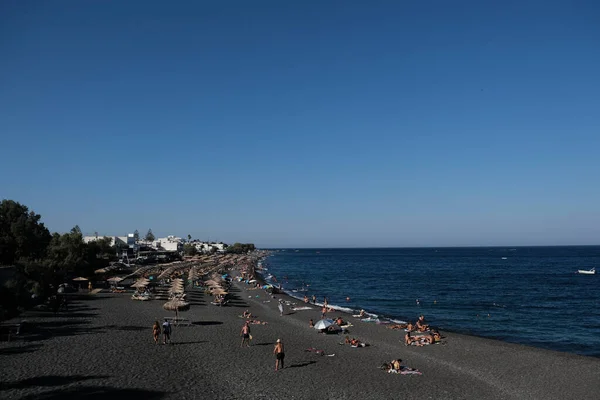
[429,330,443,343]
[383,359,421,374]
[336,317,344,326]
[242,309,252,318]
[345,337,368,347]
[386,324,408,330]
[405,331,430,346]
[247,319,268,325]
[305,347,325,355]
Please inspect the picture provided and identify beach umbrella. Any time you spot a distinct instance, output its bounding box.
[314,319,335,330]
[72,277,88,281]
[211,288,228,295]
[163,299,190,319]
[107,277,123,283]
[131,278,150,288]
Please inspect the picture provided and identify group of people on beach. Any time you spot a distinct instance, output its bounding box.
[152,319,172,345]
[404,315,443,346]
[239,321,285,371]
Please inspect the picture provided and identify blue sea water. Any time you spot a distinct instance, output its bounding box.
[261,246,600,357]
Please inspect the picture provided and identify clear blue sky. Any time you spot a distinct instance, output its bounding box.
[1,1,599,248]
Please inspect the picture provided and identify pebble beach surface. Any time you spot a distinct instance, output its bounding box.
[2,272,599,400]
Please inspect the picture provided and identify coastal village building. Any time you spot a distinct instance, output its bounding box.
[192,241,226,253]
[83,234,136,249]
[84,233,227,255]
[153,236,184,252]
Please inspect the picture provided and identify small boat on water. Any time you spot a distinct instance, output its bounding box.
[577,268,595,275]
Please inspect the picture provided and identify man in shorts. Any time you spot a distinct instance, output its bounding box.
[162,319,172,344]
[240,322,251,347]
[274,338,285,371]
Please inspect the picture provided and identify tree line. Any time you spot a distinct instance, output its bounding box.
[0,199,257,320]
[0,200,148,319]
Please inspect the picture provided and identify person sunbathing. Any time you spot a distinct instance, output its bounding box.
[349,338,367,347]
[336,317,344,326]
[430,330,442,343]
[416,315,429,332]
[405,331,423,346]
[406,322,415,332]
[387,324,407,330]
[242,309,252,318]
[359,309,366,318]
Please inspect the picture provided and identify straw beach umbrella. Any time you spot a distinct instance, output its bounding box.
[163,299,190,319]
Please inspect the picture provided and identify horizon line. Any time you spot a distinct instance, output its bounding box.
[260,244,600,250]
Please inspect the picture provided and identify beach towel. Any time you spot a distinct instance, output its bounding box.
[292,306,313,311]
[389,367,422,375]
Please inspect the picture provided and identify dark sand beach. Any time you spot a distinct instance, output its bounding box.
[2,272,599,400]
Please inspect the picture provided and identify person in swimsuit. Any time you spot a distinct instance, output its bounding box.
[416,315,429,332]
[152,321,161,344]
[240,322,251,347]
[274,339,285,371]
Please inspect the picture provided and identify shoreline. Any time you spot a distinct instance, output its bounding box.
[2,262,599,399]
[253,267,600,359]
[257,255,600,358]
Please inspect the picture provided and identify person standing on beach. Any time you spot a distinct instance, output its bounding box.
[274,339,285,371]
[240,322,251,347]
[162,319,172,344]
[312,295,316,304]
[278,300,284,316]
[152,321,161,344]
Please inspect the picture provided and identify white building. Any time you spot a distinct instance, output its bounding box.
[153,236,184,252]
[193,241,226,253]
[84,234,137,250]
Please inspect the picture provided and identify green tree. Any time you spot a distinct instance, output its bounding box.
[145,229,155,242]
[183,243,197,256]
[45,226,88,278]
[187,234,192,242]
[0,200,52,265]
[225,243,256,254]
[133,230,140,242]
